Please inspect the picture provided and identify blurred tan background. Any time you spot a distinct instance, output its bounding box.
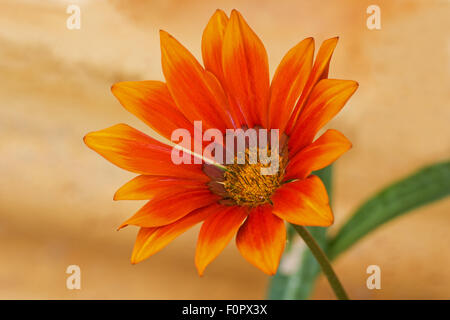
[1,0,449,299]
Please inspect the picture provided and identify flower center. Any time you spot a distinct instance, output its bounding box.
[222,148,286,207]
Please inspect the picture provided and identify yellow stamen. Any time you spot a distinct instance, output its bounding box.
[223,148,286,207]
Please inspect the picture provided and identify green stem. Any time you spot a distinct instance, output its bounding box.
[293,225,349,300]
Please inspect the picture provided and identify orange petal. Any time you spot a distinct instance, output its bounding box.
[288,79,358,154]
[272,175,333,227]
[111,81,193,141]
[119,189,219,229]
[84,124,206,180]
[285,129,352,180]
[201,11,244,127]
[202,9,229,85]
[160,30,234,131]
[131,204,219,264]
[268,37,314,133]
[286,37,339,133]
[114,175,208,200]
[236,205,286,275]
[195,205,247,275]
[222,9,270,128]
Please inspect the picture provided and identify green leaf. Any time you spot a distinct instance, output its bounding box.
[327,161,450,260]
[267,165,333,300]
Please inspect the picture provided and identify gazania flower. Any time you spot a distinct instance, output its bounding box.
[84,9,358,275]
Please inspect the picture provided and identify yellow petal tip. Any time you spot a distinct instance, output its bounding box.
[159,29,170,39]
[195,261,206,277]
[83,133,94,148]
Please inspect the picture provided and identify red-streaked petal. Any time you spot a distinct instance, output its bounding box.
[268,38,314,133]
[160,30,234,131]
[236,205,286,275]
[202,9,229,85]
[285,129,352,180]
[114,175,208,200]
[111,81,193,141]
[286,37,339,133]
[195,205,247,275]
[131,204,220,264]
[202,10,245,127]
[84,124,206,180]
[272,175,333,227]
[222,9,270,128]
[289,79,358,155]
[119,189,220,229]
